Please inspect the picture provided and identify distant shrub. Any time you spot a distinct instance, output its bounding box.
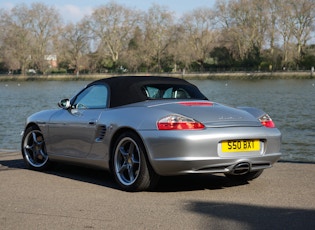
[48,68,67,74]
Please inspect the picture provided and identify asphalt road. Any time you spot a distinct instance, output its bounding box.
[0,151,314,230]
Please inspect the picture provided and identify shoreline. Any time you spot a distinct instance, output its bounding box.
[0,71,314,81]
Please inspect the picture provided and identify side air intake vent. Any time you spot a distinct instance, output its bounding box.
[95,125,107,142]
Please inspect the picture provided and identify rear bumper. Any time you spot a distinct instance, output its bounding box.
[139,127,282,176]
[149,153,281,176]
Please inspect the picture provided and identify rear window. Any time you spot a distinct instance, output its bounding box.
[143,85,194,99]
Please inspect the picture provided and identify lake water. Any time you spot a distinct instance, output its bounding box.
[1,79,314,162]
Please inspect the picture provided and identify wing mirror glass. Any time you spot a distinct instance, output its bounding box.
[58,99,71,109]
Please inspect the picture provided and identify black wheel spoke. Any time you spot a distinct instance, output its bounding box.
[127,164,135,181]
[118,162,128,174]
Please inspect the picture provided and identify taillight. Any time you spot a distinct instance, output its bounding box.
[157,114,205,130]
[259,114,276,128]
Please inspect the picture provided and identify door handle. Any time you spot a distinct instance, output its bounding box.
[88,120,97,125]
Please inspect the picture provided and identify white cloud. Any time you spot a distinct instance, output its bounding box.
[58,4,93,23]
[1,2,15,11]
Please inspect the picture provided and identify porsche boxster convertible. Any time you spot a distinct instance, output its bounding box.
[21,76,281,191]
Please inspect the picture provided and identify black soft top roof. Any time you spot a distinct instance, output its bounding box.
[88,76,206,108]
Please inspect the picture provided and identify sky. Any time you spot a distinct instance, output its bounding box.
[1,0,216,23]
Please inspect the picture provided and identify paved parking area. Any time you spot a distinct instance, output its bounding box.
[1,151,315,229]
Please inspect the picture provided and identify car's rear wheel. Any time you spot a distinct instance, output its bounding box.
[225,169,264,181]
[21,126,49,170]
[112,131,159,192]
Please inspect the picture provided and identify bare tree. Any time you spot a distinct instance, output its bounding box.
[88,2,139,70]
[274,1,296,68]
[1,1,315,73]
[27,3,61,73]
[122,26,146,72]
[214,0,268,65]
[0,4,34,74]
[179,7,218,71]
[264,0,281,70]
[143,4,174,72]
[290,0,315,68]
[60,20,91,75]
[166,24,190,72]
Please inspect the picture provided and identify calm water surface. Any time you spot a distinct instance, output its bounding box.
[1,79,314,162]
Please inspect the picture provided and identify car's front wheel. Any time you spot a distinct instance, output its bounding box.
[21,126,49,170]
[112,131,159,192]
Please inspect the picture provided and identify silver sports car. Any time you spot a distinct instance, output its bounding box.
[21,76,281,191]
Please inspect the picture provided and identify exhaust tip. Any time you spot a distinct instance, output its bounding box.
[231,162,250,175]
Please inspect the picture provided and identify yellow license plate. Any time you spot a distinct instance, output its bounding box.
[222,140,260,152]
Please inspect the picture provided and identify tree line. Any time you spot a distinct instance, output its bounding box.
[0,0,315,75]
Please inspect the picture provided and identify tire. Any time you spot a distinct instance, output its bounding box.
[111,131,159,192]
[21,126,49,170]
[225,169,264,181]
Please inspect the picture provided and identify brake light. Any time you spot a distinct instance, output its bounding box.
[157,115,205,130]
[259,114,276,128]
[178,101,213,106]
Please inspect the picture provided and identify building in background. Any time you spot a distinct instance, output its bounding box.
[44,55,57,68]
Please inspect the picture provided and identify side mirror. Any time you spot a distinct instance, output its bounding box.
[58,99,71,109]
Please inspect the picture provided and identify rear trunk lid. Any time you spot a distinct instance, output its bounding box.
[148,100,261,127]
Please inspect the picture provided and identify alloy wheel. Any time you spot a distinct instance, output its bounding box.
[114,137,141,186]
[22,129,48,168]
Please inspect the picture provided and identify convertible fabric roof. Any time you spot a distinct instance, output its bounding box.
[88,76,206,108]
